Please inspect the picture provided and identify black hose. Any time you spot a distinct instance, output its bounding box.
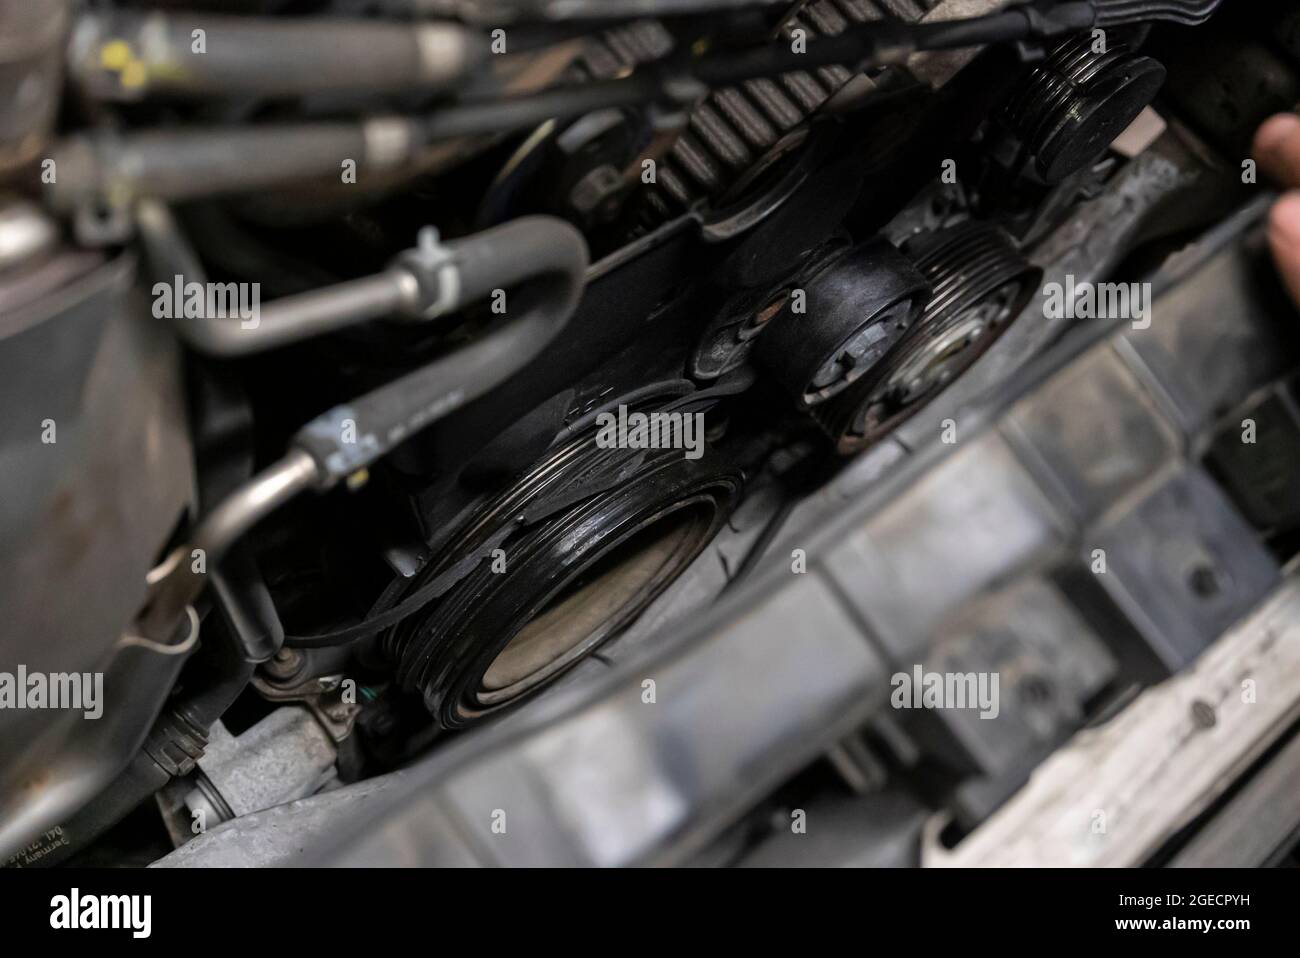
[50,123,381,212]
[1093,0,1223,27]
[291,216,589,485]
[130,216,587,652]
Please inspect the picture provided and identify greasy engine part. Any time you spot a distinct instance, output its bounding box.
[639,0,924,228]
[142,172,1295,871]
[690,282,796,380]
[1152,4,1300,158]
[138,208,588,359]
[815,220,1040,453]
[380,390,745,729]
[634,0,1207,228]
[0,0,68,172]
[1092,0,1222,27]
[45,0,1139,228]
[0,213,588,863]
[272,190,1291,871]
[0,0,1254,869]
[1002,29,1167,183]
[165,707,338,837]
[0,244,195,864]
[475,19,678,230]
[130,215,589,657]
[753,237,932,407]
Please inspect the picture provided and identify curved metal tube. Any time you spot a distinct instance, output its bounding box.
[133,215,588,641]
[138,205,586,363]
[289,215,590,483]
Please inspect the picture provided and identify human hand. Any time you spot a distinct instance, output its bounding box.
[1254,113,1300,308]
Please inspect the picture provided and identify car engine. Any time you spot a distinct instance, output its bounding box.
[3,0,1300,875]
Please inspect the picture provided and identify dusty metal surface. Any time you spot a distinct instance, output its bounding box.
[0,250,195,862]
[907,0,1009,87]
[192,707,337,821]
[925,566,1300,866]
[1169,725,1300,867]
[152,777,405,869]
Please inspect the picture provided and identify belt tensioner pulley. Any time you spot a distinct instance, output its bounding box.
[815,221,1041,454]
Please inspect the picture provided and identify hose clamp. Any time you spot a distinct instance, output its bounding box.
[392,226,461,321]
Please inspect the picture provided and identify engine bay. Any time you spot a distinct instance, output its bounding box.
[3,0,1300,871]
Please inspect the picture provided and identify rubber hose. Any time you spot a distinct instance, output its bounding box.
[292,216,589,485]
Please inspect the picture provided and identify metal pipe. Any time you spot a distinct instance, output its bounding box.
[3,213,586,862]
[133,449,321,646]
[43,5,1104,213]
[0,605,199,862]
[290,216,589,483]
[68,11,484,101]
[47,120,415,212]
[141,206,584,367]
[131,216,588,642]
[138,198,419,355]
[184,268,421,356]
